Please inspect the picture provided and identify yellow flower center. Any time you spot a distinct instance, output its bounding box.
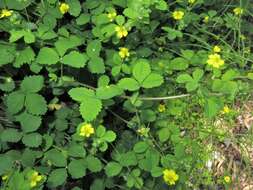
[59,3,70,14]
[224,176,231,183]
[0,9,13,19]
[115,26,128,39]
[233,7,243,15]
[172,11,184,20]
[79,123,95,137]
[213,45,221,53]
[107,12,117,22]
[158,104,166,113]
[30,171,42,188]
[206,53,224,68]
[163,169,179,186]
[119,47,130,59]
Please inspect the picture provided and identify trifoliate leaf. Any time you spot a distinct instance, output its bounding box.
[0,128,22,143]
[36,47,59,65]
[6,91,25,114]
[62,51,88,68]
[80,98,102,121]
[133,59,151,83]
[21,75,44,93]
[141,73,164,88]
[22,133,42,147]
[104,162,122,177]
[16,112,42,133]
[68,159,86,179]
[54,35,82,56]
[118,78,139,91]
[47,168,67,188]
[25,93,47,115]
[88,57,105,74]
[86,40,101,58]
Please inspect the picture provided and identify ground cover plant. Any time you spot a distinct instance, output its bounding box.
[0,0,253,189]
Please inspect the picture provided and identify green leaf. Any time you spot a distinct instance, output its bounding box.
[0,47,15,66]
[68,87,95,102]
[16,112,42,133]
[192,69,204,81]
[21,75,44,93]
[155,0,168,10]
[47,168,67,188]
[133,141,149,153]
[80,98,102,121]
[15,47,35,67]
[9,30,24,43]
[45,149,67,167]
[68,159,86,179]
[176,74,193,83]
[0,155,13,175]
[86,40,102,58]
[62,51,88,68]
[54,35,82,56]
[1,128,22,143]
[6,91,25,114]
[186,81,198,92]
[96,85,123,99]
[76,13,90,25]
[68,143,86,158]
[86,155,102,172]
[67,0,81,17]
[25,93,47,115]
[151,166,163,177]
[36,47,59,65]
[23,30,35,44]
[119,151,137,167]
[133,59,151,83]
[142,73,164,88]
[88,57,105,74]
[158,127,170,142]
[22,133,42,147]
[204,97,222,118]
[118,78,139,91]
[101,131,117,142]
[104,162,122,177]
[168,58,189,70]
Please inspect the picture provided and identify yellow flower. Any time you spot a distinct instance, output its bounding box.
[30,171,42,188]
[233,7,243,15]
[203,16,209,23]
[188,0,196,4]
[224,176,231,183]
[119,47,130,59]
[163,169,179,186]
[240,34,246,40]
[137,127,150,137]
[79,123,95,137]
[222,105,230,114]
[213,45,221,53]
[172,10,184,20]
[0,9,13,19]
[206,53,224,68]
[59,2,69,14]
[115,26,128,39]
[158,104,166,113]
[107,11,117,22]
[2,174,9,181]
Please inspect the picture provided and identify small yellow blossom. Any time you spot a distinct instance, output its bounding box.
[158,104,166,113]
[107,11,117,22]
[172,10,184,20]
[30,171,42,188]
[188,0,196,4]
[224,176,231,183]
[48,103,62,111]
[213,45,221,53]
[0,9,13,19]
[2,174,9,181]
[119,47,130,59]
[206,53,224,68]
[222,105,230,114]
[233,7,243,15]
[137,127,150,137]
[59,2,69,14]
[203,16,209,23]
[115,26,128,39]
[79,123,95,137]
[163,169,179,186]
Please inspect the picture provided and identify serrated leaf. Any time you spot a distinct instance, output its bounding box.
[21,75,44,93]
[68,143,86,158]
[168,57,189,70]
[105,162,122,177]
[15,47,35,67]
[16,112,42,133]
[0,155,13,175]
[80,98,102,121]
[54,35,82,56]
[22,133,42,147]
[67,0,81,16]
[25,93,47,115]
[36,47,59,65]
[68,87,95,102]
[47,168,67,188]
[204,97,222,118]
[133,59,151,83]
[76,13,90,25]
[86,40,102,58]
[6,91,25,114]
[118,78,139,91]
[62,51,88,68]
[176,74,193,83]
[68,159,86,179]
[96,85,123,99]
[1,128,22,143]
[142,73,164,88]
[133,141,149,153]
[192,69,204,81]
[0,47,15,66]
[88,57,105,74]
[86,155,102,172]
[45,149,67,167]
